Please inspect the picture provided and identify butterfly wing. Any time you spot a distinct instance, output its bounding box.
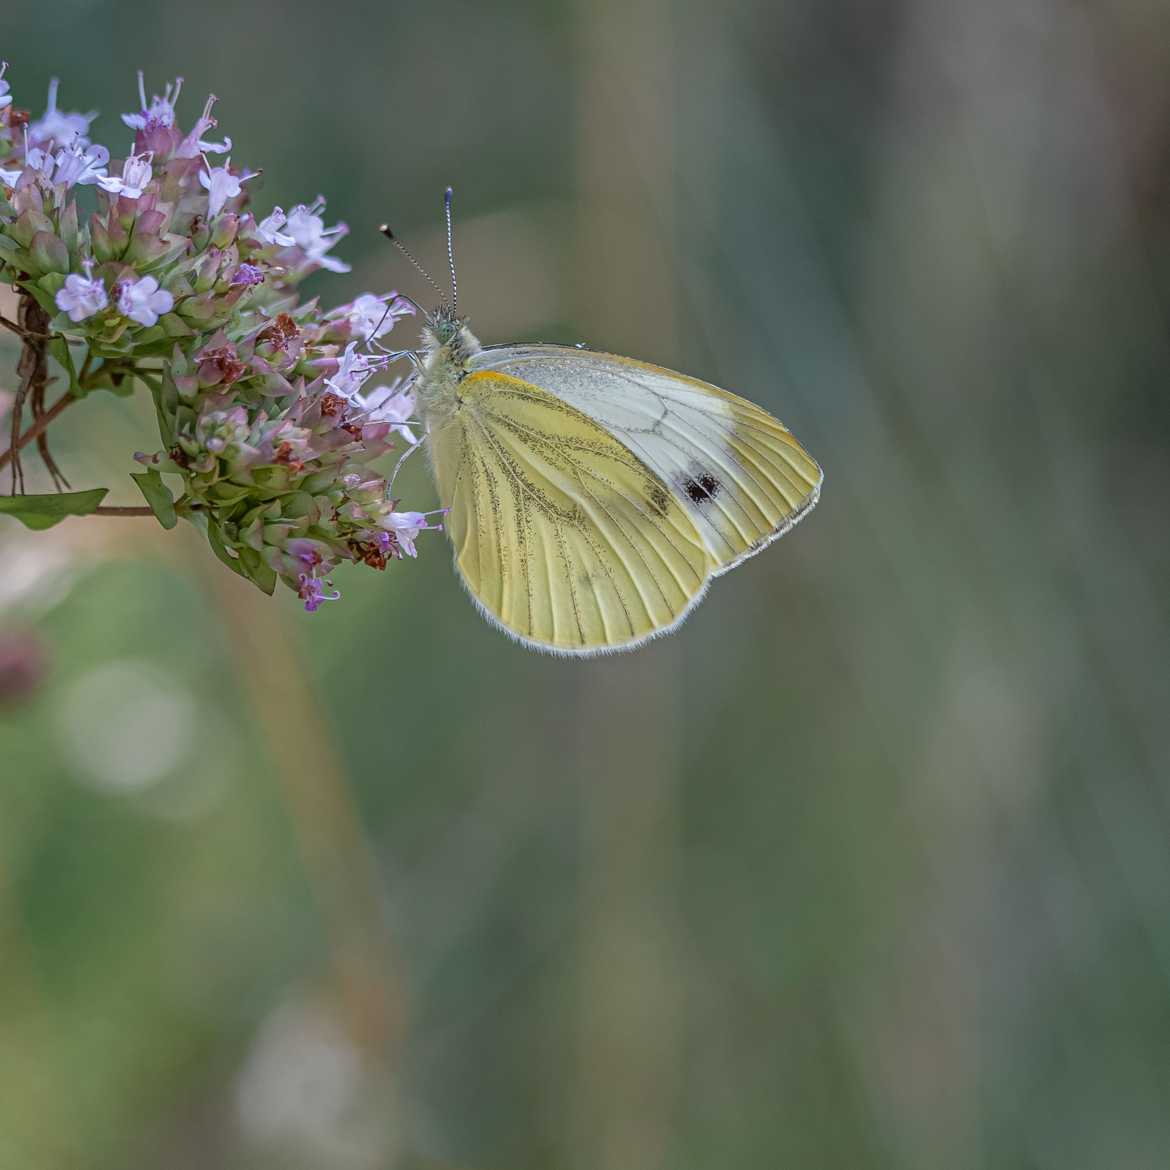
[468,345,822,574]
[429,370,713,655]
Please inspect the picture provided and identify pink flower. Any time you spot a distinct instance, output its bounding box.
[28,140,110,188]
[200,155,254,216]
[334,292,415,341]
[28,78,97,146]
[55,262,108,322]
[285,198,350,273]
[177,93,231,158]
[117,275,174,327]
[121,72,183,133]
[380,509,446,558]
[96,147,154,199]
[231,263,265,287]
[0,62,11,111]
[325,342,385,399]
[297,574,340,613]
[286,538,333,572]
[353,379,418,445]
[255,207,295,247]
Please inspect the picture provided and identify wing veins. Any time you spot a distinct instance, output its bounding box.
[475,395,698,639]
[489,409,708,580]
[470,408,616,646]
[490,408,707,607]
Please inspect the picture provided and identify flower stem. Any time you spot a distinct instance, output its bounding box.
[0,314,79,344]
[0,392,76,473]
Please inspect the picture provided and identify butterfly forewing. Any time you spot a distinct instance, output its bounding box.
[469,345,822,573]
[430,371,712,654]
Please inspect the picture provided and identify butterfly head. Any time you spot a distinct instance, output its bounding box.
[421,303,480,366]
[427,303,462,346]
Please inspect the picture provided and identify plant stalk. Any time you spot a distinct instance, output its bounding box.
[91,505,155,517]
[0,390,75,473]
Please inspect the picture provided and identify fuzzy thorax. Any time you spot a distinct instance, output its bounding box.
[415,307,482,424]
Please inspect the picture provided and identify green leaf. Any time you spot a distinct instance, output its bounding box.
[279,492,318,519]
[90,220,116,262]
[130,467,177,529]
[238,546,277,595]
[207,481,255,505]
[10,208,53,248]
[132,324,166,348]
[23,283,60,318]
[37,271,67,299]
[141,371,176,447]
[0,488,108,530]
[28,230,69,275]
[47,335,81,396]
[160,312,195,339]
[206,520,277,594]
[206,519,249,579]
[58,200,80,253]
[84,357,136,394]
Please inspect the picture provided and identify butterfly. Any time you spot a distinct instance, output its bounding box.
[381,191,822,656]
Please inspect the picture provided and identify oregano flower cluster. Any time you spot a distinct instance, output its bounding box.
[0,65,444,610]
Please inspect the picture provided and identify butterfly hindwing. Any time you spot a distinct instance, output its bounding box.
[468,345,823,573]
[429,370,713,655]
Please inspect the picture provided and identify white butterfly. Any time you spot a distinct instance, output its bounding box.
[387,193,822,656]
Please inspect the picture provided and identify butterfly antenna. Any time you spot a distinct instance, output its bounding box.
[444,186,458,313]
[378,223,446,306]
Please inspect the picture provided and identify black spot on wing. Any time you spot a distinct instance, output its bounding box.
[684,472,721,504]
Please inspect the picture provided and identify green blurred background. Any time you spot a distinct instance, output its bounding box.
[3,0,1170,1167]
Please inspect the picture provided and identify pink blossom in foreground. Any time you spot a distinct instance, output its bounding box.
[117,275,174,327]
[55,262,108,322]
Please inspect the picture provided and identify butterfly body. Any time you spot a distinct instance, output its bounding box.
[410,305,822,656]
[414,306,481,426]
